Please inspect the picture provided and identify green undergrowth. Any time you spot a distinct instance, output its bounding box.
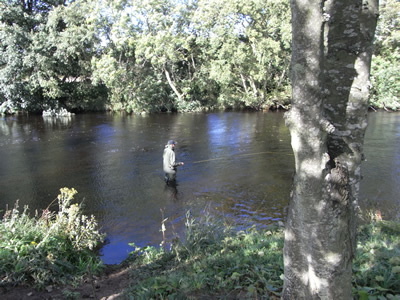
[353,221,400,299]
[125,212,284,299]
[1,191,399,299]
[0,188,105,289]
[124,213,400,299]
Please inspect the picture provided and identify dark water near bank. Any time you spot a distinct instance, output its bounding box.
[0,111,399,264]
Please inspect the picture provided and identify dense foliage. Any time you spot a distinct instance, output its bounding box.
[0,0,108,114]
[0,0,398,113]
[91,0,292,113]
[370,0,400,110]
[0,188,104,288]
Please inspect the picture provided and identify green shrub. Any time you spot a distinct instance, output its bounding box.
[0,188,105,288]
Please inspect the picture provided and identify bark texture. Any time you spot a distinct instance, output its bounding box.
[282,0,378,299]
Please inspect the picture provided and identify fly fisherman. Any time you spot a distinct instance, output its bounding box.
[163,140,184,184]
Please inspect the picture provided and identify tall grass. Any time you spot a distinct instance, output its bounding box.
[0,188,105,288]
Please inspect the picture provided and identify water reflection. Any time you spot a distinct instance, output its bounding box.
[0,111,399,263]
[164,182,179,201]
[360,112,400,220]
[42,115,73,129]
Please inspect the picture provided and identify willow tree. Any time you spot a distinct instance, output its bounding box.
[283,0,379,299]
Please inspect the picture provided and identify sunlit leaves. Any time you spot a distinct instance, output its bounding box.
[91,0,292,112]
[0,0,105,111]
[370,0,400,110]
[192,0,291,108]
[0,188,104,287]
[353,221,400,297]
[1,0,398,112]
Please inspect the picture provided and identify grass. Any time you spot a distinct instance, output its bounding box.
[353,221,400,299]
[0,188,105,289]
[125,212,284,299]
[1,191,399,299]
[123,213,400,299]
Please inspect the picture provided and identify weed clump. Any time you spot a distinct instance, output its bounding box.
[0,188,105,288]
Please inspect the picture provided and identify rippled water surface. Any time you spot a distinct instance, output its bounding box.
[0,111,399,263]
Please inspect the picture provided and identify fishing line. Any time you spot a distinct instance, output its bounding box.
[192,150,293,164]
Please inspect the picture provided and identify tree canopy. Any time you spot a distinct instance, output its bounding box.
[0,0,398,114]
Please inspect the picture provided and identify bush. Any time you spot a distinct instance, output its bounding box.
[0,188,105,288]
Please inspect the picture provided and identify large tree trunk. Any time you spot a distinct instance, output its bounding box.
[282,0,378,299]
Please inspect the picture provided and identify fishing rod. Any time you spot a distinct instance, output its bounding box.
[192,150,293,164]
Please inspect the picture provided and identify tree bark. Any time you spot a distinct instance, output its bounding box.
[240,73,249,94]
[282,0,378,299]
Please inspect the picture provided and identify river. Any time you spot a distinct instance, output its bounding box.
[0,111,399,264]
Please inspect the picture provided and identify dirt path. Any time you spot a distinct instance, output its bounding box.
[0,265,132,300]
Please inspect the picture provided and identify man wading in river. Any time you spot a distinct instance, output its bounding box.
[163,140,184,185]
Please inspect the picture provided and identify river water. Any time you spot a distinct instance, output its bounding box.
[0,111,399,264]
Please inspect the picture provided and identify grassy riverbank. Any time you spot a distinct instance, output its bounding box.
[121,216,400,299]
[1,189,399,299]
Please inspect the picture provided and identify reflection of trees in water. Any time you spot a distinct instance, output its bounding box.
[360,112,400,220]
[203,183,288,229]
[42,115,73,129]
[0,117,19,139]
[1,115,73,141]
[0,114,76,210]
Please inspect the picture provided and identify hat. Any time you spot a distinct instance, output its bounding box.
[167,140,176,145]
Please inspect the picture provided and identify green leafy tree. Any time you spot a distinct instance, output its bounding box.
[0,0,106,113]
[92,0,292,113]
[30,0,106,111]
[92,0,175,113]
[192,0,291,109]
[370,0,400,110]
[93,0,211,113]
[0,0,65,113]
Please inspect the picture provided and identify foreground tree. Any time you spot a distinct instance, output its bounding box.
[283,0,379,299]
